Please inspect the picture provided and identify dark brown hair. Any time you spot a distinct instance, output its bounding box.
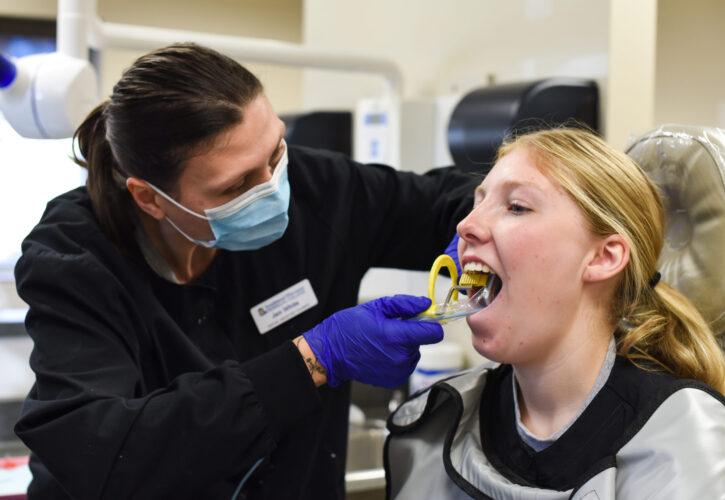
[73,43,263,249]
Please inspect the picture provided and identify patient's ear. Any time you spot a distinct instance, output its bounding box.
[583,234,630,283]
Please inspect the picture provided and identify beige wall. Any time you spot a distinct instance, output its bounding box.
[301,0,609,112]
[655,0,725,128]
[0,0,55,19]
[96,0,303,113]
[6,1,725,150]
[606,0,658,150]
[0,0,304,113]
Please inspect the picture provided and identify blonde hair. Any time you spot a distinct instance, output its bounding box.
[497,128,725,394]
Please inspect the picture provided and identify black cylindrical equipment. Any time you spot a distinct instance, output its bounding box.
[448,78,599,173]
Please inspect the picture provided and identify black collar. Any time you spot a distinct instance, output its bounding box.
[478,356,711,490]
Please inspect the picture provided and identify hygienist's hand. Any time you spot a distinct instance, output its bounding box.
[300,295,444,388]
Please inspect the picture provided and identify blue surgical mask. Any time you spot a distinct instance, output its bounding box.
[149,144,290,251]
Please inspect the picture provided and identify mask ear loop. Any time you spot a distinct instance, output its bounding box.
[140,182,217,247]
[146,182,212,221]
[163,216,216,248]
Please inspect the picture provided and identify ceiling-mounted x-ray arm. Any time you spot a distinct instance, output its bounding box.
[0,0,96,139]
[0,0,402,166]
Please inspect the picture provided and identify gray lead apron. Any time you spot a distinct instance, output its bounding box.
[385,366,725,499]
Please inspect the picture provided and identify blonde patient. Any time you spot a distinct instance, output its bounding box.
[386,128,725,499]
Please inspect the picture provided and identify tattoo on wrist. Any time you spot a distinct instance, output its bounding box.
[305,357,327,376]
[294,337,327,378]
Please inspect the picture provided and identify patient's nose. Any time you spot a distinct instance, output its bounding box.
[457,208,492,246]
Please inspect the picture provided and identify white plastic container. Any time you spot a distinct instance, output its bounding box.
[409,342,464,395]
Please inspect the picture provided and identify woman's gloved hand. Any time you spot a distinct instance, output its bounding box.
[302,295,443,388]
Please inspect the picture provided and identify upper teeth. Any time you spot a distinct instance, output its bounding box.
[464,262,491,273]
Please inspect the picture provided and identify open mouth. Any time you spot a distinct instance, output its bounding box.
[460,263,503,307]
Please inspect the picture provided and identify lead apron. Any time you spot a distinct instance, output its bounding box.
[384,365,724,499]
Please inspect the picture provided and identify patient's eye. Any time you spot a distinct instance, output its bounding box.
[509,202,530,215]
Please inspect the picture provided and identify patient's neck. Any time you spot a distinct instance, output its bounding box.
[513,317,613,439]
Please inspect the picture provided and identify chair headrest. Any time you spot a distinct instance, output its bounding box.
[627,125,725,341]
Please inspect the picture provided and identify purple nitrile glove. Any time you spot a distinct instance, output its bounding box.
[444,233,461,275]
[302,295,444,388]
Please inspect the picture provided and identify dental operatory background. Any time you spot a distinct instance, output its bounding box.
[0,0,724,497]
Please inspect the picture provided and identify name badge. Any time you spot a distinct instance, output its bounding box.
[250,279,319,334]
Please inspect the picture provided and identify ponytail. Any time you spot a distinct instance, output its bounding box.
[73,102,136,249]
[618,282,725,394]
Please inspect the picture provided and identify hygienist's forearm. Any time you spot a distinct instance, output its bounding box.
[293,336,328,387]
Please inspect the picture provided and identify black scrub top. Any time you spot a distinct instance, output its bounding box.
[13,145,478,500]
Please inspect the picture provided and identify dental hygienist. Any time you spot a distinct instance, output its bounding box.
[12,43,476,500]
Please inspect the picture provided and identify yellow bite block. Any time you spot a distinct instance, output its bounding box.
[458,272,489,288]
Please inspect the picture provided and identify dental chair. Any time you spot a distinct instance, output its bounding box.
[626,125,725,350]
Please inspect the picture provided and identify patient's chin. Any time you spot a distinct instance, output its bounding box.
[470,331,507,363]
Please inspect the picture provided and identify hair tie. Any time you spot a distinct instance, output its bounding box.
[648,271,661,288]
